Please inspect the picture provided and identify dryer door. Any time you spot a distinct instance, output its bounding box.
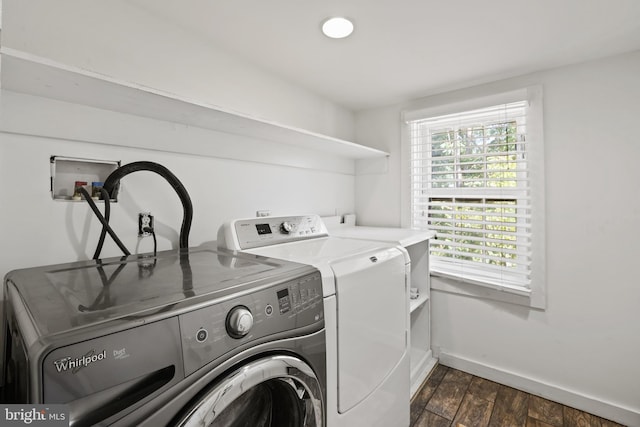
[330,246,408,413]
[175,355,323,427]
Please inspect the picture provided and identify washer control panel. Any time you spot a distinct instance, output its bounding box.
[230,215,329,250]
[179,271,323,376]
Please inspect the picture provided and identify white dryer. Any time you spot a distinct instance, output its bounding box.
[218,214,411,427]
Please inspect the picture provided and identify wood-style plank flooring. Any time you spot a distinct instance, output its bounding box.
[410,364,626,427]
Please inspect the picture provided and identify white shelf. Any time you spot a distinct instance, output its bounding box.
[410,293,429,313]
[0,47,389,162]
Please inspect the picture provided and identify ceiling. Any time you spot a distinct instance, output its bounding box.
[127,0,640,111]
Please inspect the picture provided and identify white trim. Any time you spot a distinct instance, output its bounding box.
[400,119,412,228]
[431,270,532,297]
[402,88,528,123]
[410,351,437,398]
[432,277,534,308]
[436,351,640,427]
[525,84,546,309]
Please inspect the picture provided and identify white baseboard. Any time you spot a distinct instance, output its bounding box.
[438,352,640,427]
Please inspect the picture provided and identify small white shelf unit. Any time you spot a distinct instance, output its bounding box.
[328,225,436,397]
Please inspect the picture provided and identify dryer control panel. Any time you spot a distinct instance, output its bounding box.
[179,271,323,377]
[219,215,329,250]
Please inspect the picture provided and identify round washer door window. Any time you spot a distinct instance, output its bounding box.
[176,355,323,427]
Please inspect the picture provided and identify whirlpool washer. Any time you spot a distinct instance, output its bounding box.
[2,246,326,427]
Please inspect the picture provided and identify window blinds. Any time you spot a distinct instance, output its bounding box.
[408,101,532,290]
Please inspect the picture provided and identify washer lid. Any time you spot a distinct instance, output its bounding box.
[5,246,313,336]
[247,236,393,266]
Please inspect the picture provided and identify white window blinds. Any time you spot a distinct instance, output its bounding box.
[408,101,532,291]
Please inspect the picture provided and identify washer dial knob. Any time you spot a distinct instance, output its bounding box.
[226,306,254,339]
[280,221,294,234]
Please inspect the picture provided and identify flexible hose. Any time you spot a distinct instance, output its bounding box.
[103,161,193,249]
[78,258,127,312]
[93,188,112,259]
[79,187,131,257]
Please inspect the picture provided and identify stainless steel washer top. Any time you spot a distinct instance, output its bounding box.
[5,246,315,336]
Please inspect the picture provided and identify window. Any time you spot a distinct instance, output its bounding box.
[403,88,545,306]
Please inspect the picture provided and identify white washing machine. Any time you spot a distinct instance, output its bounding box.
[218,214,411,427]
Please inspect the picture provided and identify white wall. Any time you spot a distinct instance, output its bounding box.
[1,0,355,141]
[355,51,640,425]
[0,131,355,278]
[354,104,406,227]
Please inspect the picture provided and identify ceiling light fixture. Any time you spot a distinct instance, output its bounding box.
[322,17,354,39]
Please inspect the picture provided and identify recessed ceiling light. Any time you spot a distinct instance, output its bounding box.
[322,17,354,39]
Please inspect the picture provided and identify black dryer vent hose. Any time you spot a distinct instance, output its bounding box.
[103,161,194,249]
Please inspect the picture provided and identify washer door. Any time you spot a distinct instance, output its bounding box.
[176,355,323,427]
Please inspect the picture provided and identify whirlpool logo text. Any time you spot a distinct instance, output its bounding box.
[53,349,106,374]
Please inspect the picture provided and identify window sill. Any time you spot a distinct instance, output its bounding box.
[431,270,531,297]
[430,272,544,309]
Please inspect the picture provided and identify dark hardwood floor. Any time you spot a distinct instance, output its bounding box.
[410,364,626,427]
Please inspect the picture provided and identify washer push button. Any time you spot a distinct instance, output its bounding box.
[265,304,274,316]
[196,328,208,343]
